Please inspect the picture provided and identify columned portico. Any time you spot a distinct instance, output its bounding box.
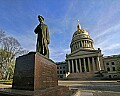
[67,56,102,74]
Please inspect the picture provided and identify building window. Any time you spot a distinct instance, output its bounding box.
[111,62,114,65]
[112,67,116,71]
[60,71,62,74]
[60,67,62,69]
[57,71,59,74]
[57,67,59,69]
[106,63,109,65]
[60,75,63,78]
[113,75,117,77]
[107,67,110,71]
[63,70,66,74]
[63,66,65,69]
[109,75,111,78]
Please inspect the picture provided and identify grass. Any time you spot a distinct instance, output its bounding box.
[0,80,13,85]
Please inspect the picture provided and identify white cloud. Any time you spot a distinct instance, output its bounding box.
[103,43,120,51]
[93,24,120,40]
[49,47,70,62]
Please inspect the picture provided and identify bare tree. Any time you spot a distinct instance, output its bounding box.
[0,31,5,79]
[0,31,28,80]
[0,30,5,43]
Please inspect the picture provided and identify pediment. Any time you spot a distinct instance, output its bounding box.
[68,49,98,57]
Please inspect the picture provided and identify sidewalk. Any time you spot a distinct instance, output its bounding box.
[75,90,120,96]
[73,91,93,96]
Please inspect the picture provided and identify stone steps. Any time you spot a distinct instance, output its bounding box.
[66,73,102,80]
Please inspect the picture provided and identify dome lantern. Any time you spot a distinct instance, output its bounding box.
[77,23,81,30]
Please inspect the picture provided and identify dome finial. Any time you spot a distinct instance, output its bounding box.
[77,20,81,30]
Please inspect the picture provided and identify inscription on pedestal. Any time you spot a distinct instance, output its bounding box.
[34,53,58,90]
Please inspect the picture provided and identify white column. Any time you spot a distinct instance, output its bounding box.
[87,41,89,47]
[83,41,84,47]
[88,57,91,72]
[89,42,91,47]
[79,42,80,48]
[88,41,90,47]
[71,59,74,73]
[75,59,79,72]
[68,60,71,73]
[92,57,96,71]
[99,55,104,70]
[97,57,101,70]
[80,41,82,47]
[91,42,93,48]
[83,58,87,72]
[79,59,82,72]
[81,41,83,47]
[84,41,85,47]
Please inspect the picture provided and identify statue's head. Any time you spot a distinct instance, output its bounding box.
[38,15,44,23]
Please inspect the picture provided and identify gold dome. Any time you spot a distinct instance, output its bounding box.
[70,23,94,53]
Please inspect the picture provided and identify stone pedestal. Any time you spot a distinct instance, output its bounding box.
[0,52,77,95]
[12,52,58,90]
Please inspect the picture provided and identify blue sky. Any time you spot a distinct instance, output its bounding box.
[0,0,120,62]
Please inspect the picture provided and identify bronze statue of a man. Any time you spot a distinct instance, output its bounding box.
[34,15,50,58]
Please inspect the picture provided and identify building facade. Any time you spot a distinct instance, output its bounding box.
[56,23,120,80]
[56,62,67,79]
[103,55,120,79]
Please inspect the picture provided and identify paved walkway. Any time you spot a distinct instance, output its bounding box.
[0,81,120,96]
[59,80,120,96]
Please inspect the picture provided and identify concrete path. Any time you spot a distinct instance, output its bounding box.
[73,91,93,96]
[59,80,120,96]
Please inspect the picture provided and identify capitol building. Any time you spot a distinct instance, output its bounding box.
[56,23,120,80]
